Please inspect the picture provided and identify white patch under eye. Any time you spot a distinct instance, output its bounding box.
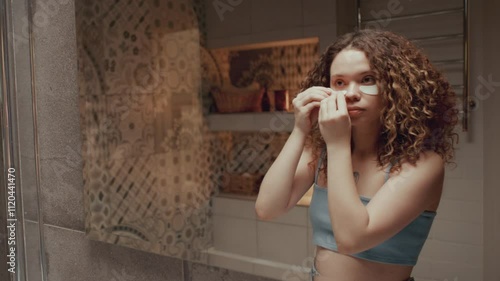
[359,85,379,95]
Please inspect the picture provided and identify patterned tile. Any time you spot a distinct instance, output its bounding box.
[77,0,300,266]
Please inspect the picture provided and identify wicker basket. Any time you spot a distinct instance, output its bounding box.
[221,172,264,196]
[211,86,265,113]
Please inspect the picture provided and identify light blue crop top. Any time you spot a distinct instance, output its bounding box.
[309,148,436,266]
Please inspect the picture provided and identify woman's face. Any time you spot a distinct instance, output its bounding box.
[329,48,384,127]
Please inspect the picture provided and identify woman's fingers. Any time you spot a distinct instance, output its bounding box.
[306,90,329,100]
[303,101,321,111]
[336,91,348,114]
[319,96,328,121]
[310,86,334,95]
[320,91,347,123]
[296,87,330,100]
[328,92,337,114]
[294,92,328,108]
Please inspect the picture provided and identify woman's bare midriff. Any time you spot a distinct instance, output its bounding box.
[313,246,413,281]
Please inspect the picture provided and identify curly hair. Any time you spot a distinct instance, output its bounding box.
[299,29,460,177]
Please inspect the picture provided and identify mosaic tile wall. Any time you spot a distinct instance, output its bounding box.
[77,0,217,262]
[76,0,319,263]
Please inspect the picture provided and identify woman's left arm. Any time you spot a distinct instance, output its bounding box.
[326,147,444,255]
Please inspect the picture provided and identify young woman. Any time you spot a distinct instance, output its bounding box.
[255,29,459,281]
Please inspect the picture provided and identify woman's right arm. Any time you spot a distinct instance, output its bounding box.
[255,86,331,220]
[254,129,315,220]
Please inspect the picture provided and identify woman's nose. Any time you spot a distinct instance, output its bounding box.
[344,83,361,100]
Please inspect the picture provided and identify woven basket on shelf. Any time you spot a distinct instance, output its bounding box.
[211,85,265,113]
[221,172,264,196]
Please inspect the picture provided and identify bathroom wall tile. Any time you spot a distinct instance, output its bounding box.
[307,226,315,258]
[443,160,464,179]
[249,27,305,45]
[461,156,483,181]
[411,258,433,280]
[25,221,43,281]
[213,215,258,257]
[430,261,482,281]
[35,85,83,160]
[254,262,309,281]
[192,262,278,281]
[206,0,252,39]
[302,23,337,53]
[302,0,336,26]
[207,253,254,276]
[32,0,81,160]
[442,178,482,202]
[455,140,484,161]
[251,0,303,34]
[104,93,156,159]
[40,158,85,231]
[435,199,483,223]
[261,205,308,227]
[43,225,182,281]
[431,219,482,245]
[213,197,257,219]
[257,221,308,265]
[420,239,483,266]
[454,142,484,181]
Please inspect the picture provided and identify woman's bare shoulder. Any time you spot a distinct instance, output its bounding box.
[393,150,444,173]
[391,150,444,211]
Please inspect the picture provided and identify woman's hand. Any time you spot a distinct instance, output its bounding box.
[292,86,332,135]
[319,91,351,148]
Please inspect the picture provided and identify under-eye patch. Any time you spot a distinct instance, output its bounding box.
[359,85,379,95]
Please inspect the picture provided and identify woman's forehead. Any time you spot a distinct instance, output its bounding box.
[330,49,372,77]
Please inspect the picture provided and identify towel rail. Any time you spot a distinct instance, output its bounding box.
[356,0,470,131]
[361,8,463,24]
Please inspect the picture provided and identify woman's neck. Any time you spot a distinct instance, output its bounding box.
[351,126,380,160]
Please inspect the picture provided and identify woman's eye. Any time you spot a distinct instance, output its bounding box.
[332,80,345,87]
[362,76,376,84]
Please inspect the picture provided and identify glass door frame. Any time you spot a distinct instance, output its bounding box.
[1,0,46,280]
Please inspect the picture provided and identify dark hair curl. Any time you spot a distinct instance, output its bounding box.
[299,29,459,177]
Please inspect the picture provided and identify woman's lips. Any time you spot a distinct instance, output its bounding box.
[348,109,363,116]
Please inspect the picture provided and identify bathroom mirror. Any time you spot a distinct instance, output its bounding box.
[77,0,214,263]
[76,0,327,267]
[76,0,468,279]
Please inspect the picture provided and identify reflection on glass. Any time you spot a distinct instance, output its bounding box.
[76,0,320,265]
[77,0,213,262]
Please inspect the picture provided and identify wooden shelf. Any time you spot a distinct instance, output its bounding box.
[206,112,295,132]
